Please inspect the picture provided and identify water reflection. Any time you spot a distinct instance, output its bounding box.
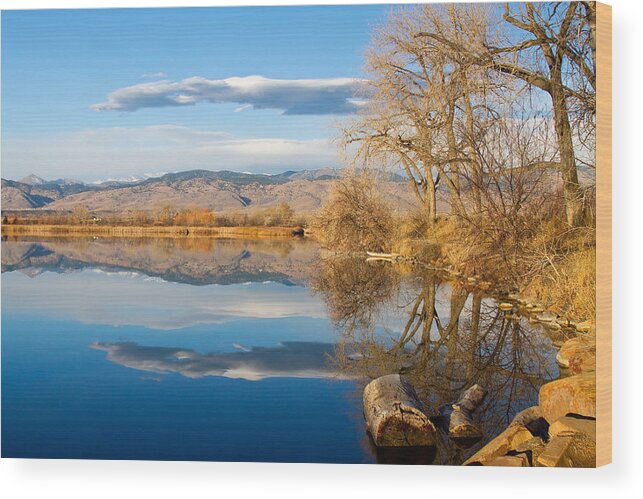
[1,236,319,286]
[1,236,326,330]
[91,341,338,381]
[1,236,560,464]
[312,256,559,464]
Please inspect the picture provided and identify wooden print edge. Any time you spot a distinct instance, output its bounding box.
[596,1,612,467]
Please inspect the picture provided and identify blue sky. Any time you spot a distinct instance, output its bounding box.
[1,5,393,181]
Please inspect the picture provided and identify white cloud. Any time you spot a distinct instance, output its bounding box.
[2,125,340,181]
[92,75,366,114]
[141,71,168,79]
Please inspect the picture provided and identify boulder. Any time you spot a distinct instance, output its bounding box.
[463,424,533,465]
[512,437,547,466]
[549,415,596,441]
[487,454,529,467]
[535,433,596,467]
[511,406,549,438]
[556,336,596,374]
[539,371,596,423]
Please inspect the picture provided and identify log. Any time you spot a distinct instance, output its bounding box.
[447,384,487,445]
[363,374,436,447]
[366,251,400,258]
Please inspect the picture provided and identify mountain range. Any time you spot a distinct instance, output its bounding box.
[1,168,414,214]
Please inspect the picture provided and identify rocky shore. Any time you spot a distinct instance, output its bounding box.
[362,249,598,467]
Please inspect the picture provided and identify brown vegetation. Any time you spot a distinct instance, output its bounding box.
[316,3,597,322]
[313,172,395,253]
[1,224,300,239]
[3,202,309,230]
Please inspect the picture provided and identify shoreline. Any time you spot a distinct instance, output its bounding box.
[0,224,304,239]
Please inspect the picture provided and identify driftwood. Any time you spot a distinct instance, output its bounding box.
[366,251,400,258]
[363,374,436,447]
[365,251,403,263]
[441,384,487,446]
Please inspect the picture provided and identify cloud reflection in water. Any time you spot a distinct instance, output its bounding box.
[91,341,340,381]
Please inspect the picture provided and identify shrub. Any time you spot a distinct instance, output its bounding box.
[313,172,394,253]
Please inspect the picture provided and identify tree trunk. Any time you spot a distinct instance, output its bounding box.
[424,178,437,226]
[363,374,436,447]
[444,384,487,444]
[551,80,584,227]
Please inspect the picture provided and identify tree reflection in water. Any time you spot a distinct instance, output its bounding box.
[313,256,560,465]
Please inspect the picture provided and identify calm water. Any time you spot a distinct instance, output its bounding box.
[1,236,560,464]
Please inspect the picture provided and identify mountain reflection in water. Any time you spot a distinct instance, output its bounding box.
[1,236,560,464]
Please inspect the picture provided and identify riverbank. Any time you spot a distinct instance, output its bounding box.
[356,249,598,467]
[1,224,304,239]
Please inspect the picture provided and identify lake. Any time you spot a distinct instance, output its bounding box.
[1,236,560,464]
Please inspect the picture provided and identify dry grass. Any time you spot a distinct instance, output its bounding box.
[523,246,596,321]
[421,200,596,322]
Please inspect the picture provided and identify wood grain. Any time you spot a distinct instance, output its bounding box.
[596,1,612,467]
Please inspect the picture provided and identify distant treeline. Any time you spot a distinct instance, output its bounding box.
[2,202,310,228]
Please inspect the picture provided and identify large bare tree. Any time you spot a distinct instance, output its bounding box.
[343,4,495,223]
[418,2,595,226]
[347,2,595,228]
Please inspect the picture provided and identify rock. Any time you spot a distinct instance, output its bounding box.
[487,454,529,467]
[535,433,596,467]
[539,372,596,423]
[510,406,549,438]
[556,336,596,374]
[575,320,594,333]
[549,415,596,441]
[512,437,547,466]
[463,424,533,465]
[536,311,557,323]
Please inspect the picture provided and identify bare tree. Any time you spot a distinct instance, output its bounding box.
[343,5,496,223]
[417,2,594,226]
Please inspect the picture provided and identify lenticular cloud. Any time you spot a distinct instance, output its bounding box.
[91,75,366,115]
